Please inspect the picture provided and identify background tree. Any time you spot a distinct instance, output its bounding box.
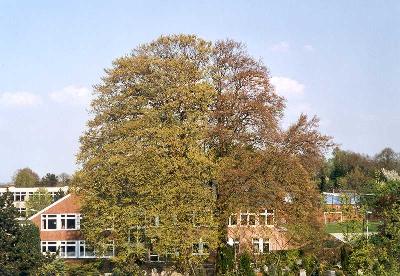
[25,188,53,216]
[13,167,39,187]
[54,188,66,201]
[58,173,71,186]
[374,147,400,171]
[40,173,59,187]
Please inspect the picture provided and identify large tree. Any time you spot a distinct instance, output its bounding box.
[77,35,218,272]
[13,167,39,187]
[76,35,332,272]
[208,40,331,249]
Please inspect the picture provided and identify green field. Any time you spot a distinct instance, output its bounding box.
[325,221,380,234]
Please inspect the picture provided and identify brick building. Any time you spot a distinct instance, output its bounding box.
[28,194,288,261]
[227,210,289,254]
[29,193,114,259]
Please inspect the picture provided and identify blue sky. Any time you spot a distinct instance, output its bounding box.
[0,1,399,182]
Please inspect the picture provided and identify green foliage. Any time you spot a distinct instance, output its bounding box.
[40,173,59,187]
[65,262,100,275]
[13,167,40,187]
[15,223,44,275]
[25,187,53,216]
[77,34,218,272]
[37,258,66,276]
[217,245,235,274]
[76,34,332,272]
[238,253,255,276]
[54,188,66,201]
[0,191,44,275]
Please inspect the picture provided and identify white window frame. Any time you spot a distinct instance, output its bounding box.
[259,209,275,226]
[14,191,26,202]
[228,213,238,227]
[79,240,96,258]
[42,214,58,230]
[60,241,78,258]
[192,239,209,256]
[240,211,256,226]
[41,241,58,255]
[60,214,80,230]
[252,238,270,254]
[41,214,80,231]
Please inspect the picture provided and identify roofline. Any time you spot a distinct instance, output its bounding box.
[28,193,72,221]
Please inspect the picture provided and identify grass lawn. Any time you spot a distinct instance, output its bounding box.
[325,221,381,234]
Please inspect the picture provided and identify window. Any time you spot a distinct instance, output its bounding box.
[41,241,58,254]
[61,214,79,230]
[79,241,95,258]
[262,240,270,253]
[18,207,26,217]
[252,238,269,254]
[228,213,237,226]
[240,212,256,226]
[42,214,57,230]
[104,242,115,257]
[60,241,77,258]
[192,240,209,255]
[41,214,80,230]
[14,192,26,202]
[252,238,261,253]
[240,213,248,225]
[259,209,274,226]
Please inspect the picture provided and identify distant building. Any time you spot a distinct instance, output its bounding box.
[323,192,360,223]
[0,186,69,218]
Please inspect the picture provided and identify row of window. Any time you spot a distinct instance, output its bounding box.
[42,214,80,230]
[228,210,274,227]
[148,238,269,263]
[146,241,209,263]
[41,240,114,258]
[0,191,61,202]
[228,238,270,254]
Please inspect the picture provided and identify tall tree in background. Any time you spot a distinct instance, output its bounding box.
[375,147,400,171]
[13,168,39,187]
[58,173,71,186]
[40,173,59,187]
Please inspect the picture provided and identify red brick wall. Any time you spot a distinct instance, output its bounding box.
[31,194,82,241]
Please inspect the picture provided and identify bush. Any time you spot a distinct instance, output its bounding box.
[239,253,255,276]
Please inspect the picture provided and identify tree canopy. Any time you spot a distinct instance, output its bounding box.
[75,34,332,273]
[13,168,39,187]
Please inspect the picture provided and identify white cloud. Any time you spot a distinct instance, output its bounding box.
[49,85,92,105]
[270,76,305,98]
[303,44,315,52]
[0,92,41,107]
[270,41,290,52]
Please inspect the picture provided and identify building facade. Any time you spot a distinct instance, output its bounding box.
[0,186,69,218]
[227,210,289,254]
[29,193,114,259]
[28,194,287,262]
